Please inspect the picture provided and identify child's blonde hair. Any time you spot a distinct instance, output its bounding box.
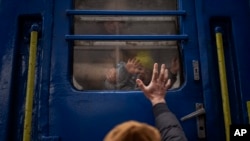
[135,51,154,70]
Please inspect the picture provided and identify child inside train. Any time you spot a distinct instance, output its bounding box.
[104,51,153,90]
[104,51,180,90]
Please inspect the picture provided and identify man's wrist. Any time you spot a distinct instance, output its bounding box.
[151,99,166,106]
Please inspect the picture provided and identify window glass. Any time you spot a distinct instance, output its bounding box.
[74,16,177,35]
[73,0,182,90]
[74,0,177,10]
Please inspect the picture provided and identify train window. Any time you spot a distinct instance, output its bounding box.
[72,0,182,90]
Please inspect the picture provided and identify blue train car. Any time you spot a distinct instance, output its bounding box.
[1,0,250,140]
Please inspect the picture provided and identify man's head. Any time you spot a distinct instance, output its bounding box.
[103,21,125,34]
[104,120,161,141]
[103,0,128,34]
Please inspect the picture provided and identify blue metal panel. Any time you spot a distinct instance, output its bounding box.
[49,0,202,141]
[0,0,53,140]
[0,1,19,140]
[195,1,227,141]
[195,0,250,140]
[0,0,249,141]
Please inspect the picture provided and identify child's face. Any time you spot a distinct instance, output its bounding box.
[137,66,152,85]
[137,65,145,75]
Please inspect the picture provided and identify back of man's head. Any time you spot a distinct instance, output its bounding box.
[104,120,161,141]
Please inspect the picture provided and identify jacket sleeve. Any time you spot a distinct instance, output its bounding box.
[115,62,135,89]
[153,103,188,141]
[104,62,131,90]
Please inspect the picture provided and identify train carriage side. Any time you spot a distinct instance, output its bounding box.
[0,0,250,141]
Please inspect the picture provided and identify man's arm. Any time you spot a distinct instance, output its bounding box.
[136,63,187,141]
[153,103,187,141]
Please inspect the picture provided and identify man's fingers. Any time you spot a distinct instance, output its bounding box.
[151,63,158,82]
[158,64,166,82]
[163,69,168,83]
[136,79,146,91]
[165,79,171,89]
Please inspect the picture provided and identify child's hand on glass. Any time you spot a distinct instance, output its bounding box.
[125,58,141,74]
